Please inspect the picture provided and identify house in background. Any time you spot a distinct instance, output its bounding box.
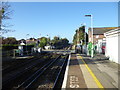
[88,27,118,54]
[26,38,37,45]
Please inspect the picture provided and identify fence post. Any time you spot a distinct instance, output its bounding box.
[13,49,15,58]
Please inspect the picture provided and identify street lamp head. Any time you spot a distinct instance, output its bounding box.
[85,15,92,17]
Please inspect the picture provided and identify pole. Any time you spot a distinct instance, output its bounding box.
[91,15,94,58]
[26,34,29,55]
[26,36,27,55]
[77,29,79,45]
[85,14,94,57]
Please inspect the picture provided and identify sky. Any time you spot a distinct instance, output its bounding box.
[3,2,118,42]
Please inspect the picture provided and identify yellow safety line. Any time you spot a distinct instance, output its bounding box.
[77,54,104,89]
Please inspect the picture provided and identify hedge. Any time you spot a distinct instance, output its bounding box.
[2,44,34,51]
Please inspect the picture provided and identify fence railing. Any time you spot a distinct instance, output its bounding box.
[2,50,14,58]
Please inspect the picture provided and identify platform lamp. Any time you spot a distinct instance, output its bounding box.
[85,14,94,58]
[26,34,29,55]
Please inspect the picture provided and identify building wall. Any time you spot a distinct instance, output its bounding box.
[88,29,91,42]
[88,30,105,44]
[105,30,119,64]
[93,35,105,44]
[96,39,102,53]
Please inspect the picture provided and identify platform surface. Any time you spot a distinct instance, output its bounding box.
[62,53,119,89]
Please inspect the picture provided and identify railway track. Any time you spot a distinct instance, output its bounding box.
[53,55,69,89]
[2,52,49,74]
[2,53,61,90]
[2,53,51,79]
[36,55,68,89]
[15,55,62,90]
[2,53,50,81]
[17,54,69,90]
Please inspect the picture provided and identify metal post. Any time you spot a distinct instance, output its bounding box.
[91,15,94,58]
[84,32,86,46]
[85,14,94,57]
[26,34,29,55]
[13,49,15,58]
[26,37,27,55]
[77,29,79,45]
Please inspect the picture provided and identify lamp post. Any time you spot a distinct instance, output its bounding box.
[26,34,29,55]
[85,14,94,57]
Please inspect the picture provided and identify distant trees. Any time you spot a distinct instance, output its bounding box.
[51,36,60,46]
[2,37,18,44]
[1,35,69,49]
[59,38,69,48]
[51,36,69,49]
[37,36,69,49]
[38,37,47,48]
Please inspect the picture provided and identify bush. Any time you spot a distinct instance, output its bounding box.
[2,44,18,51]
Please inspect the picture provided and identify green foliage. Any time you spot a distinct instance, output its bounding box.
[53,36,60,41]
[51,36,69,49]
[2,37,18,44]
[39,42,45,48]
[2,44,18,51]
[38,37,47,48]
[2,44,34,51]
[27,43,36,46]
[51,36,59,46]
[73,25,85,45]
[73,32,77,45]
[2,44,18,46]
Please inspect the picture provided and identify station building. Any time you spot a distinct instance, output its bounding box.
[88,27,118,54]
[104,28,120,64]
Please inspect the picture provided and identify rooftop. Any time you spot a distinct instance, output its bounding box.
[89,27,119,35]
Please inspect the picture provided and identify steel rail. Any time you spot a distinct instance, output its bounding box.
[15,55,61,90]
[3,53,49,73]
[2,54,52,87]
[52,54,69,89]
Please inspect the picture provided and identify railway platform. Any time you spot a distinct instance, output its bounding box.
[62,53,119,89]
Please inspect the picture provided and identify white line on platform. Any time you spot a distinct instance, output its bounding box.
[61,54,71,89]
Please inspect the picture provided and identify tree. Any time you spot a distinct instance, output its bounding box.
[51,36,69,49]
[38,37,47,48]
[73,30,77,45]
[51,36,60,46]
[53,36,60,41]
[47,37,51,45]
[73,25,85,45]
[59,38,69,49]
[2,37,18,44]
[0,2,14,35]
